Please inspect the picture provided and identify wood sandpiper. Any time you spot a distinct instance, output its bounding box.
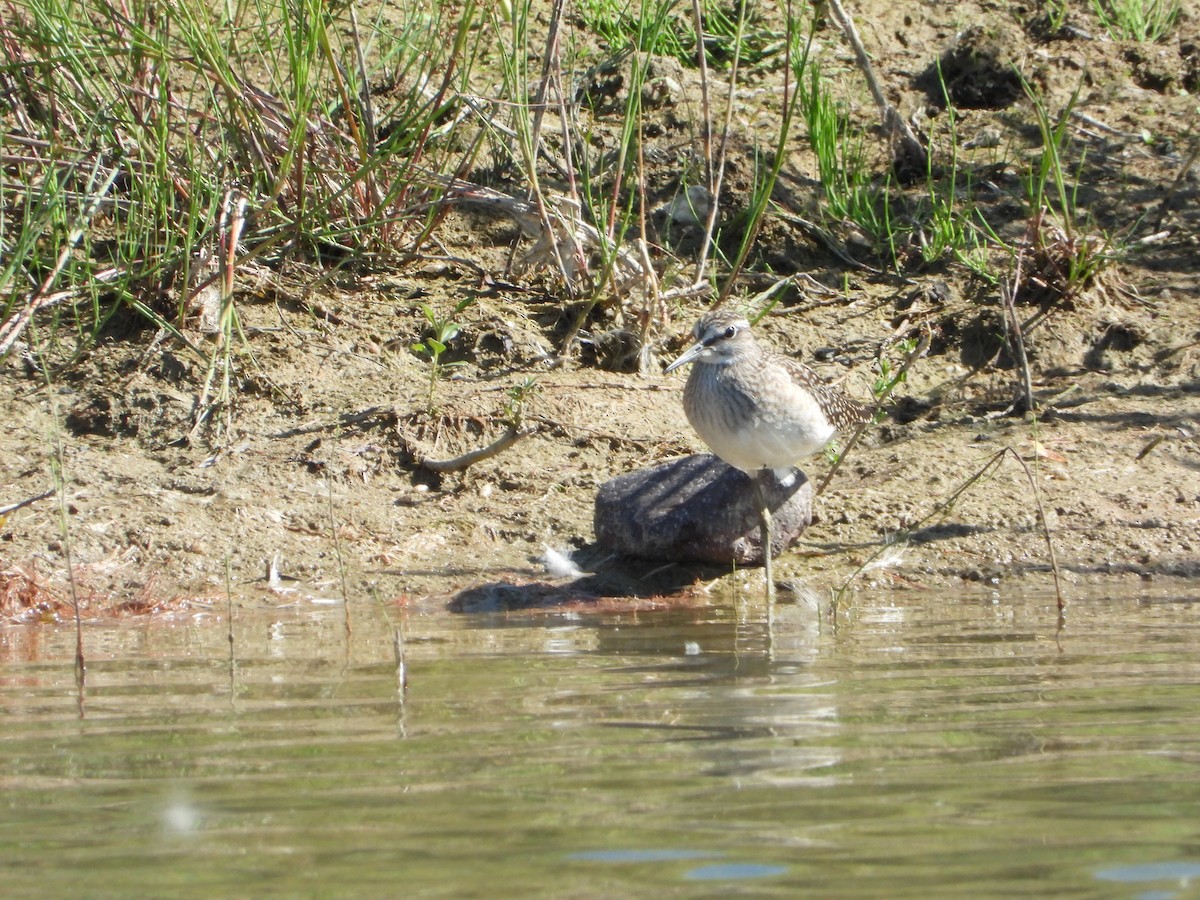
[664,309,870,596]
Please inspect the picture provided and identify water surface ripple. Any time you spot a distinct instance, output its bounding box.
[2,588,1198,897]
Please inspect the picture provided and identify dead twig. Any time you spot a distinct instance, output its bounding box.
[1153,137,1200,232]
[0,164,122,356]
[0,489,55,518]
[833,445,1065,616]
[415,425,530,473]
[1001,446,1065,616]
[690,0,732,287]
[816,324,930,497]
[1002,236,1037,415]
[823,0,928,174]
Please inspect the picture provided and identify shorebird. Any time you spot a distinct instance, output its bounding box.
[664,309,871,596]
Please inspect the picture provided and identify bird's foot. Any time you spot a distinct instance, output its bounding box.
[771,467,799,489]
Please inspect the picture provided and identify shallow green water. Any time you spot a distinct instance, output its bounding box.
[3,587,1200,897]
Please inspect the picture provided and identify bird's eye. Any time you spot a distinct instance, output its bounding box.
[723,326,736,339]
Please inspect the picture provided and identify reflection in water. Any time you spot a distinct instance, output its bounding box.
[686,862,791,880]
[159,788,203,836]
[568,849,721,862]
[1,586,1199,895]
[1095,860,1200,886]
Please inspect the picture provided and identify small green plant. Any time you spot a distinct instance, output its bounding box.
[822,440,845,466]
[917,64,996,280]
[1025,82,1080,225]
[872,336,918,421]
[0,0,478,358]
[575,0,780,67]
[1020,79,1120,301]
[716,17,815,299]
[1044,0,1070,33]
[816,333,925,486]
[575,0,688,58]
[412,297,475,409]
[920,190,992,278]
[873,337,918,395]
[694,0,782,68]
[503,376,540,427]
[1090,0,1181,41]
[799,61,884,246]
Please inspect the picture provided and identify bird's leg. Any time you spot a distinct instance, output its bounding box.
[753,473,777,611]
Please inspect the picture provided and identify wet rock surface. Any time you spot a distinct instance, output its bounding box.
[594,455,813,566]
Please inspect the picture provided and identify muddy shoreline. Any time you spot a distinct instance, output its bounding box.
[2,1,1199,620]
[2,283,1197,621]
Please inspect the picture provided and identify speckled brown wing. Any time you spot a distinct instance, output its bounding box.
[775,354,871,432]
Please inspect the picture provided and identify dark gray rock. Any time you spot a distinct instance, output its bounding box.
[594,454,813,566]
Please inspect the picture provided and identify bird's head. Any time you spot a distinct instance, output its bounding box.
[664,310,756,372]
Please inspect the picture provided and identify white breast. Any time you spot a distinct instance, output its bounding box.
[685,357,836,475]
